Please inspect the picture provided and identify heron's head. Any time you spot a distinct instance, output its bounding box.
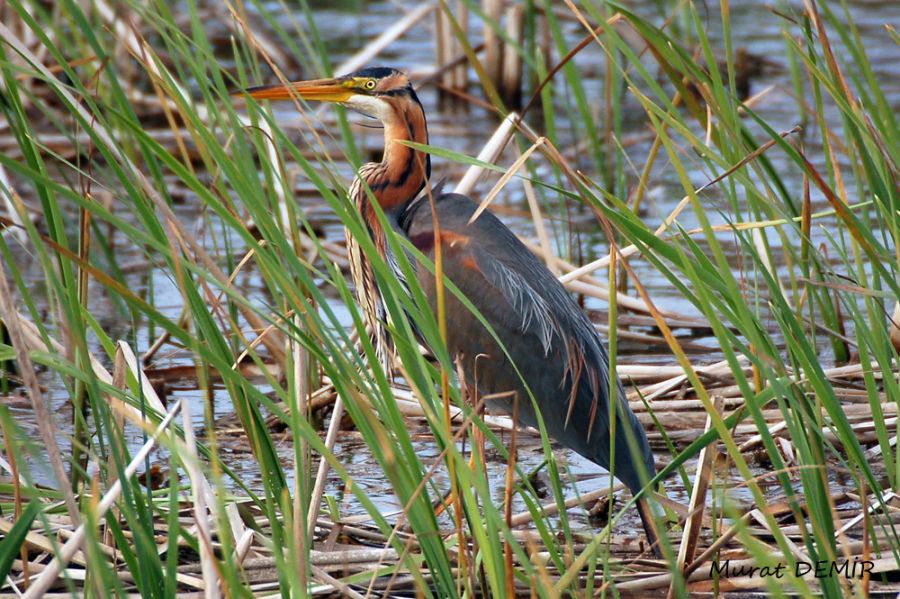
[239,67,420,121]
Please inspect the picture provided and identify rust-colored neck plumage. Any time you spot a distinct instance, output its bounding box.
[354,96,430,217]
[346,91,430,368]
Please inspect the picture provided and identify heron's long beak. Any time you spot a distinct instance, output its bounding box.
[236,78,352,103]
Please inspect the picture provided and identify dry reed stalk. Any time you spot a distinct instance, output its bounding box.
[9,309,119,400]
[116,341,168,414]
[500,4,524,108]
[305,383,337,411]
[232,308,295,369]
[0,454,27,490]
[309,548,400,565]
[435,4,448,94]
[180,398,222,599]
[739,420,790,452]
[0,129,203,160]
[620,362,734,383]
[451,2,469,94]
[520,164,559,275]
[482,0,503,89]
[453,111,519,192]
[467,137,546,224]
[822,360,894,380]
[228,505,256,565]
[298,234,349,270]
[748,509,808,560]
[53,527,126,565]
[568,271,693,321]
[117,565,207,591]
[310,520,394,546]
[250,119,292,253]
[635,359,747,398]
[419,44,485,98]
[864,435,897,459]
[641,397,747,413]
[619,533,760,591]
[319,375,517,429]
[310,564,367,599]
[0,517,89,568]
[21,401,184,599]
[668,396,723,598]
[508,484,623,528]
[595,325,712,353]
[642,401,897,440]
[435,2,469,110]
[95,0,212,126]
[142,306,188,365]
[306,394,345,539]
[92,352,200,524]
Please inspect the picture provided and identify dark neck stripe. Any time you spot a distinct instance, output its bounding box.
[378,87,411,97]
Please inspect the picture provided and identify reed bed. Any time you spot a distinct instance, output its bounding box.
[0,0,898,597]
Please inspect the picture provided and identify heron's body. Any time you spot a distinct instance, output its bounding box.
[242,67,660,553]
[401,192,653,493]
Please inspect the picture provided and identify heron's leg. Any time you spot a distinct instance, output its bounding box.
[456,356,485,475]
[637,496,663,558]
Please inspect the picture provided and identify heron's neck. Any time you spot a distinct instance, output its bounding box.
[356,100,430,215]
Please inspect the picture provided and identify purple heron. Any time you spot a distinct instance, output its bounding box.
[241,67,661,555]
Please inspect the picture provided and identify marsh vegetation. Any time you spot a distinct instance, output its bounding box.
[0,0,898,596]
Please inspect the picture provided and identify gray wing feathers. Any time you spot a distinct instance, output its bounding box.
[405,193,621,413]
[402,192,654,493]
[476,253,557,355]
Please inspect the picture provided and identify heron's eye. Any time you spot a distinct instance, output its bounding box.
[364,79,376,90]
